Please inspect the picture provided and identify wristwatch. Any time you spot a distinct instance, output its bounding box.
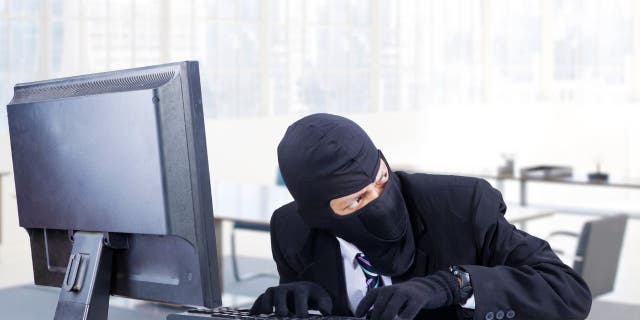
[450,265,473,301]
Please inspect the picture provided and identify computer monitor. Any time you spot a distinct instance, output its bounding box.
[6,61,222,319]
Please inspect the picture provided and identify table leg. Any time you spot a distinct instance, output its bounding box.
[519,178,527,206]
[495,177,505,194]
[214,218,224,292]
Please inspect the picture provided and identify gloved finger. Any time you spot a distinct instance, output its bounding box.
[249,290,273,315]
[398,299,423,320]
[273,287,291,316]
[308,285,333,315]
[293,285,309,316]
[355,288,379,317]
[370,289,394,320]
[249,293,265,315]
[314,295,333,315]
[379,293,407,320]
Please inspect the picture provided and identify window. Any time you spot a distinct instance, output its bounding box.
[0,0,41,131]
[1,0,639,132]
[490,0,541,101]
[551,0,633,102]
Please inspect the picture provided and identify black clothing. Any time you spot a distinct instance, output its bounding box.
[250,281,333,316]
[354,270,461,320]
[277,113,415,276]
[269,172,592,320]
[277,113,380,213]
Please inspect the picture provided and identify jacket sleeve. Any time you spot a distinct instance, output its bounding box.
[461,179,592,320]
[270,207,301,284]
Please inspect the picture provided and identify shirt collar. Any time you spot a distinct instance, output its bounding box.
[336,237,362,269]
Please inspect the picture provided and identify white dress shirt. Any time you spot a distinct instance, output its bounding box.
[336,237,475,315]
[336,237,392,314]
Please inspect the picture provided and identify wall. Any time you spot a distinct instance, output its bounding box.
[203,104,640,213]
[204,104,639,183]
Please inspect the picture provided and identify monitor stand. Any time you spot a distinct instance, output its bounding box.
[54,231,128,320]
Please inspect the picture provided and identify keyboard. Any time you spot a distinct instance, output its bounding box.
[167,307,361,320]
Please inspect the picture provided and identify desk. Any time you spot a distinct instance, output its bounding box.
[504,205,555,231]
[0,285,257,319]
[0,285,183,320]
[441,171,640,218]
[399,166,640,219]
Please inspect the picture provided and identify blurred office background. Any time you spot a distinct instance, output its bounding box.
[1,0,639,318]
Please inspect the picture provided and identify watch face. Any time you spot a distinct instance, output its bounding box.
[450,265,473,299]
[457,272,472,298]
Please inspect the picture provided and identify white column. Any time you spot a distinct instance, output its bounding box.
[539,0,553,100]
[159,0,170,63]
[371,0,380,112]
[78,0,88,71]
[481,0,492,102]
[39,0,51,78]
[260,0,270,116]
[632,0,640,101]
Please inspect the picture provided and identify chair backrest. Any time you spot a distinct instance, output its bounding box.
[276,168,286,186]
[574,214,628,298]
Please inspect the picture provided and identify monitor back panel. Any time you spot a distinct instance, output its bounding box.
[8,89,168,234]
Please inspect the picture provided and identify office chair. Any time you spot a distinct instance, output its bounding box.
[548,214,628,298]
[230,221,276,281]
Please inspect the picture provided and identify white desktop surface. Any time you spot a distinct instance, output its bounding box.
[0,284,255,320]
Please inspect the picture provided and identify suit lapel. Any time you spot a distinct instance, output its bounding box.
[393,195,433,282]
[390,231,432,283]
[299,230,353,316]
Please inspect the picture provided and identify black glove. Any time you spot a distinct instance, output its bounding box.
[355,270,460,320]
[250,281,333,317]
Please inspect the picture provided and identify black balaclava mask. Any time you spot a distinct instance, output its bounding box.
[277,113,415,276]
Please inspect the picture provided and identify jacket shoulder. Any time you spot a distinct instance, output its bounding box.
[395,171,499,223]
[271,201,305,230]
[270,201,312,256]
[395,171,486,195]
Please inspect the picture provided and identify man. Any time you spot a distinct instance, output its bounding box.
[250,113,591,320]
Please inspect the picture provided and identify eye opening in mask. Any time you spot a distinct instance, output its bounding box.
[329,157,391,215]
[330,173,410,243]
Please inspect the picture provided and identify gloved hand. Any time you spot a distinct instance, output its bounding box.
[249,281,333,316]
[355,270,460,320]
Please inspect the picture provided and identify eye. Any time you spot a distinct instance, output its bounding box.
[346,196,363,209]
[376,170,389,186]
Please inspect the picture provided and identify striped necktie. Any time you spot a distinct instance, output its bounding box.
[355,253,384,291]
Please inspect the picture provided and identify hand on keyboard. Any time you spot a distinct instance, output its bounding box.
[250,281,333,317]
[355,271,460,320]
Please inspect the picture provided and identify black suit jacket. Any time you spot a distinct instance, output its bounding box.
[269,172,592,319]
